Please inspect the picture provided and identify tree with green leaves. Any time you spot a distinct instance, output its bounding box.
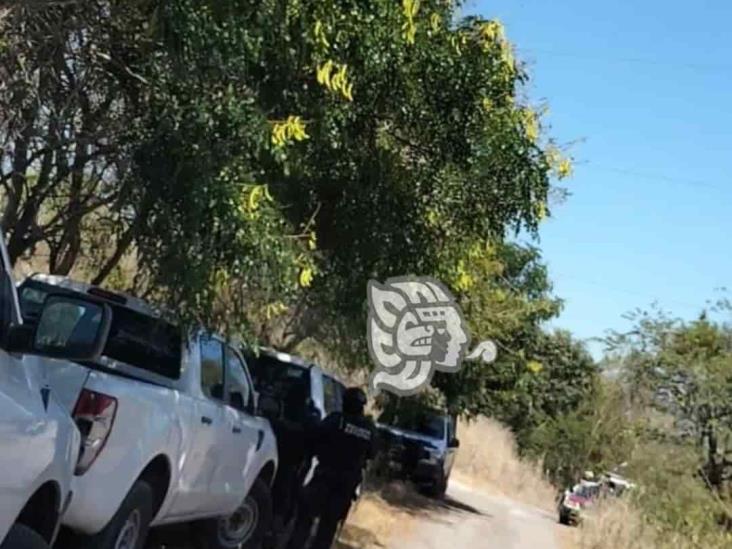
[525,380,635,487]
[607,307,732,498]
[2,1,573,391]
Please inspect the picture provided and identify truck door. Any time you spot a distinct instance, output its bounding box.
[169,335,228,518]
[0,236,58,538]
[220,346,260,507]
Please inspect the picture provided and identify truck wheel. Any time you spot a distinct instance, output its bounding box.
[0,524,49,549]
[83,480,154,549]
[196,478,274,549]
[427,474,448,499]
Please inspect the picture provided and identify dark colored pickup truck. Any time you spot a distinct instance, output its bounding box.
[246,349,346,549]
[376,408,460,497]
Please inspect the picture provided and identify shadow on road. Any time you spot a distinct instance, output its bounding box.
[376,481,489,518]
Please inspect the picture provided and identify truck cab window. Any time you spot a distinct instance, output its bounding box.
[323,375,341,414]
[200,337,225,401]
[225,347,252,412]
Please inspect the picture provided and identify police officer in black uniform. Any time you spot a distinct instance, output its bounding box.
[286,387,376,549]
[271,382,321,534]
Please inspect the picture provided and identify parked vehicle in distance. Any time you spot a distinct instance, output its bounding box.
[17,274,278,549]
[0,238,112,548]
[558,482,600,526]
[557,471,635,526]
[246,348,346,548]
[602,472,636,496]
[376,408,459,497]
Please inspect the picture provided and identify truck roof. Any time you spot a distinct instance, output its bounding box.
[257,347,313,369]
[26,273,164,319]
[254,347,346,385]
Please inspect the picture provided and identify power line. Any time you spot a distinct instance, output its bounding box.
[552,272,711,313]
[585,165,730,193]
[517,47,732,74]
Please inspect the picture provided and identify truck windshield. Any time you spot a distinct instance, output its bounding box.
[381,410,446,440]
[248,355,309,392]
[19,280,182,379]
[247,354,311,421]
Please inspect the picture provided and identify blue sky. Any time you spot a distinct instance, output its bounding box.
[468,0,732,355]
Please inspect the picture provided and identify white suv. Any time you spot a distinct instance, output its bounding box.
[18,275,278,549]
[0,238,112,549]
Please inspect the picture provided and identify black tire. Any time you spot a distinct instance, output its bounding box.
[196,478,274,549]
[558,512,570,526]
[427,474,448,499]
[79,480,154,549]
[0,524,49,549]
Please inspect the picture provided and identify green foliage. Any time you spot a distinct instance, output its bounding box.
[2,1,568,355]
[525,380,635,487]
[628,442,727,540]
[607,309,732,495]
[564,304,732,543]
[433,243,571,418]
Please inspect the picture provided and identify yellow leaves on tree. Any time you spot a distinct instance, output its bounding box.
[478,19,515,80]
[298,266,314,288]
[520,108,539,143]
[545,146,574,180]
[535,201,547,221]
[454,260,475,292]
[558,158,573,179]
[211,268,230,292]
[429,13,441,33]
[271,116,309,148]
[478,19,506,46]
[448,31,468,55]
[263,301,288,320]
[240,184,274,220]
[425,207,440,227]
[402,0,420,45]
[316,60,354,101]
[526,360,544,374]
[313,20,330,49]
[447,240,506,294]
[307,230,317,251]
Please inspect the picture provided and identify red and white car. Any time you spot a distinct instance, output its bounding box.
[558,482,600,525]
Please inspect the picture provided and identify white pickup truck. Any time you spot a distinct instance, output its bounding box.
[18,274,278,549]
[0,237,113,549]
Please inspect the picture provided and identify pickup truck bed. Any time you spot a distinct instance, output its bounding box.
[18,274,278,549]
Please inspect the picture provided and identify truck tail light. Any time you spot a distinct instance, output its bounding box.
[72,389,117,475]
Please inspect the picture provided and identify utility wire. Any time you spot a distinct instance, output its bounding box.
[517,47,732,74]
[585,164,730,193]
[552,272,711,313]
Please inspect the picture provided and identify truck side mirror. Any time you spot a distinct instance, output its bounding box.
[25,294,112,361]
[449,438,460,448]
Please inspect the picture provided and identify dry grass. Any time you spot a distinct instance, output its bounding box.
[573,499,656,549]
[453,417,556,510]
[571,498,732,549]
[336,483,420,549]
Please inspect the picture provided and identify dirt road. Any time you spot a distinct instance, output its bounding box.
[390,479,561,549]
